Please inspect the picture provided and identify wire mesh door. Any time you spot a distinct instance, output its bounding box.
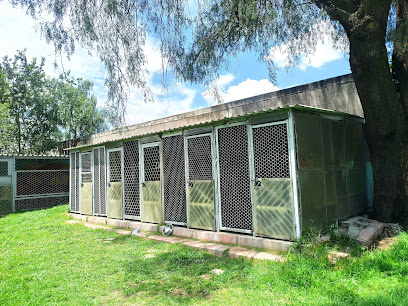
[163,135,187,225]
[70,152,80,213]
[217,124,252,233]
[92,147,107,216]
[0,158,12,214]
[80,152,93,215]
[250,121,295,240]
[186,134,215,230]
[123,140,140,220]
[107,148,123,219]
[141,143,162,223]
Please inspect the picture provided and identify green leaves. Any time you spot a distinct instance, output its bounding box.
[0,50,111,155]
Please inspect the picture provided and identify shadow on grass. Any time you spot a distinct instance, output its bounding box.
[120,245,254,303]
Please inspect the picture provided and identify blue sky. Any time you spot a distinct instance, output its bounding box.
[0,2,352,125]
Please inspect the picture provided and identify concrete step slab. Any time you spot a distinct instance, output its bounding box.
[228,247,258,259]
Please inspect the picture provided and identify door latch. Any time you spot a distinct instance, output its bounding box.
[254,178,262,187]
[142,182,146,187]
[188,180,194,188]
[108,182,111,188]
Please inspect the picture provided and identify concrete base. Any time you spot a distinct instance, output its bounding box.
[74,213,292,251]
[159,225,292,252]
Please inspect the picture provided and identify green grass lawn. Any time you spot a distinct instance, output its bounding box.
[1,205,408,305]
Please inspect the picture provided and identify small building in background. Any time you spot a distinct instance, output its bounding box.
[0,155,69,214]
[67,74,369,241]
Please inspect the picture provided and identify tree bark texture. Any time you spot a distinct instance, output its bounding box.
[323,0,408,223]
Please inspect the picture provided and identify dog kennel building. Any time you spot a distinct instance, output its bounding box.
[0,155,69,215]
[68,75,367,240]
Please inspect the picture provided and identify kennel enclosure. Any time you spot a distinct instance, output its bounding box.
[68,75,368,240]
[0,155,69,214]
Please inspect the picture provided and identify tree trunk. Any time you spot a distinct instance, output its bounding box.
[338,2,408,224]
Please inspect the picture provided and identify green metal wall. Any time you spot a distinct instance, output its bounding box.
[294,111,367,232]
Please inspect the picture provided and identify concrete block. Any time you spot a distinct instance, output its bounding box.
[205,243,229,257]
[253,252,286,262]
[83,223,111,230]
[182,240,207,250]
[228,247,258,259]
[114,229,132,235]
[147,235,186,244]
[128,222,157,232]
[357,226,378,247]
[107,219,131,228]
[237,235,292,252]
[212,232,238,245]
[370,221,385,236]
[172,227,194,238]
[192,230,214,242]
[69,213,88,222]
[87,216,107,225]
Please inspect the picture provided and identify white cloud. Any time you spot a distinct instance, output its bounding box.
[203,76,279,106]
[267,23,343,70]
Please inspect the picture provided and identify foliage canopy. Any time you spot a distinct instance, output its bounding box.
[0,50,111,155]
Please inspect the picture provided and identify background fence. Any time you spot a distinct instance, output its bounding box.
[0,156,69,214]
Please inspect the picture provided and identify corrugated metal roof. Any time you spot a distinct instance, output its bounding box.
[67,104,362,151]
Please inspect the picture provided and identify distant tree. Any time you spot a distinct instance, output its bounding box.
[1,51,59,154]
[52,73,111,141]
[0,50,112,154]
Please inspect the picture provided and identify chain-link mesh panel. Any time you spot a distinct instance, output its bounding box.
[93,148,106,216]
[188,180,214,230]
[75,152,80,212]
[15,196,69,210]
[17,171,69,196]
[187,136,212,180]
[218,125,252,231]
[81,153,91,173]
[15,158,69,170]
[144,146,160,181]
[70,152,77,212]
[0,186,12,215]
[100,149,107,215]
[93,148,100,215]
[163,135,186,223]
[142,181,161,223]
[109,151,122,182]
[0,162,8,176]
[123,140,140,218]
[253,179,295,239]
[253,124,290,178]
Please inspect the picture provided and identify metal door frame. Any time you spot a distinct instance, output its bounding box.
[107,147,124,219]
[139,141,163,223]
[0,157,14,213]
[249,118,300,239]
[92,146,107,217]
[70,150,80,213]
[288,110,301,238]
[184,131,218,229]
[215,121,252,234]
